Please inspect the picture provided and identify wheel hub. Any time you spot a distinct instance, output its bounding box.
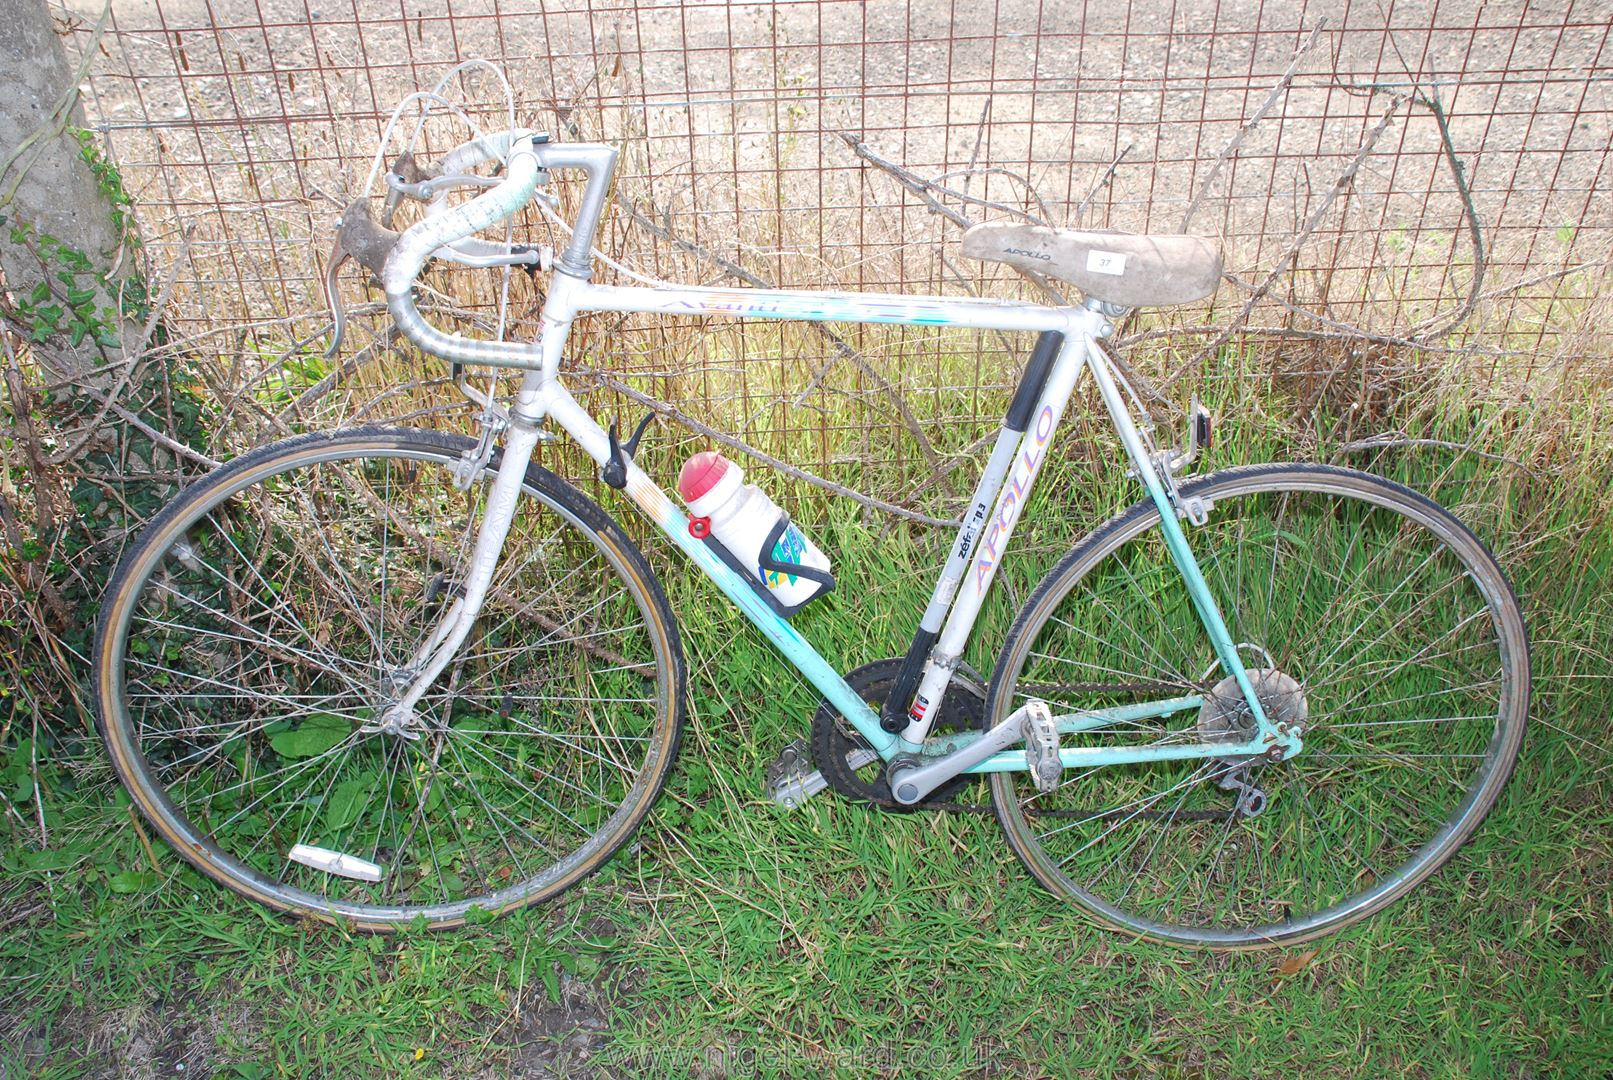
[363,698,425,740]
[1196,666,1308,751]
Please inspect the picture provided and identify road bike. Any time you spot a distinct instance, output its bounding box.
[92,76,1529,948]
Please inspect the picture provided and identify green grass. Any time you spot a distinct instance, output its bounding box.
[2,362,1611,1077]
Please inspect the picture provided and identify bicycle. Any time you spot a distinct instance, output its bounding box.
[92,76,1529,949]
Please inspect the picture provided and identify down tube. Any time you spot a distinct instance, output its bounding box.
[619,463,901,756]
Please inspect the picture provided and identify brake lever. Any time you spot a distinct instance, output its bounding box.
[321,240,351,359]
[322,199,403,359]
[381,151,438,228]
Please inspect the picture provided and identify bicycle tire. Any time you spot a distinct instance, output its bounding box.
[986,463,1529,949]
[94,426,685,930]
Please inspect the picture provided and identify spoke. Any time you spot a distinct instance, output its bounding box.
[1302,525,1442,662]
[1101,550,1196,683]
[438,724,647,770]
[143,579,370,695]
[448,736,595,837]
[463,547,608,658]
[428,739,498,899]
[458,618,646,689]
[1290,773,1359,905]
[1055,760,1235,869]
[1263,494,1287,635]
[1027,650,1188,693]
[257,731,368,865]
[198,510,359,672]
[378,459,394,665]
[1323,713,1494,731]
[135,600,358,681]
[1297,759,1405,868]
[127,658,373,726]
[1310,545,1451,675]
[372,740,407,867]
[1312,678,1497,722]
[428,692,655,706]
[1316,611,1495,718]
[1312,747,1472,802]
[1111,763,1203,904]
[1046,612,1187,691]
[194,733,364,836]
[296,482,390,663]
[453,730,631,807]
[437,737,535,882]
[1040,758,1229,844]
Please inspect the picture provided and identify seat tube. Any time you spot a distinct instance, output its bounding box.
[897,329,1090,745]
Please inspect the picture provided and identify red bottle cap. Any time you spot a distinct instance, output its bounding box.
[677,451,730,503]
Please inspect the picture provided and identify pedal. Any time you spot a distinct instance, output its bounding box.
[1020,700,1061,793]
[765,737,838,810]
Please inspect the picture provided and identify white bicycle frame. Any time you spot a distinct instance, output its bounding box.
[367,132,1296,783]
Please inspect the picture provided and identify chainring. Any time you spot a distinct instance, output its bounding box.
[809,657,987,812]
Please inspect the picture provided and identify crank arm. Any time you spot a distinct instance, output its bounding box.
[887,700,1052,806]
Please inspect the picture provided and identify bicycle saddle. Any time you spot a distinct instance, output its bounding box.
[960,222,1222,308]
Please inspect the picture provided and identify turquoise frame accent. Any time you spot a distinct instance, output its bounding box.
[614,322,1287,775]
[622,474,903,757]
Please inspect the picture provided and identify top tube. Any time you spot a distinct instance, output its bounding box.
[564,281,1087,335]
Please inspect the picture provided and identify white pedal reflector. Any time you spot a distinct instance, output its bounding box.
[288,844,383,882]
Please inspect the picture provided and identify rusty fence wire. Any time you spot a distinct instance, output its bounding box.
[56,0,1613,520]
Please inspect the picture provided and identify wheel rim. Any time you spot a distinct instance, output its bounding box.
[990,468,1527,947]
[101,438,677,926]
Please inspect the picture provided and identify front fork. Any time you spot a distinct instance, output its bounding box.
[368,416,544,734]
[370,283,579,734]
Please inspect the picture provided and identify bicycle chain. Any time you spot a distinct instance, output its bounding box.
[811,660,1238,822]
[852,788,1235,821]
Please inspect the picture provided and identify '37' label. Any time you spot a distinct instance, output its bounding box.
[1086,249,1127,276]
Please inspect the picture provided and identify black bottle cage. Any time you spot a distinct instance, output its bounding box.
[698,514,835,619]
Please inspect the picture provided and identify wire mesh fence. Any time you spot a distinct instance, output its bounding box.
[55,0,1613,518]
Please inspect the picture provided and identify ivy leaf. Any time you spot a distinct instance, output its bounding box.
[325,771,377,831]
[270,714,351,759]
[107,869,158,894]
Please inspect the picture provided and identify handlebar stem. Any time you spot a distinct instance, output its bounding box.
[531,142,619,278]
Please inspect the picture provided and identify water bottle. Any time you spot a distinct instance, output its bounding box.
[677,451,833,613]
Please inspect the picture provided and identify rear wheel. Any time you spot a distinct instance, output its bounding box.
[94,427,684,930]
[987,464,1529,949]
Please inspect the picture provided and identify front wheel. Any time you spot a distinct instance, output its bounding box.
[94,427,685,930]
[987,463,1529,949]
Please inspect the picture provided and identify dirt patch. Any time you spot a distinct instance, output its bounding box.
[507,967,614,1079]
[2,985,238,1080]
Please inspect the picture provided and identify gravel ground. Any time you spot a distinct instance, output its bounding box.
[57,0,1610,322]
